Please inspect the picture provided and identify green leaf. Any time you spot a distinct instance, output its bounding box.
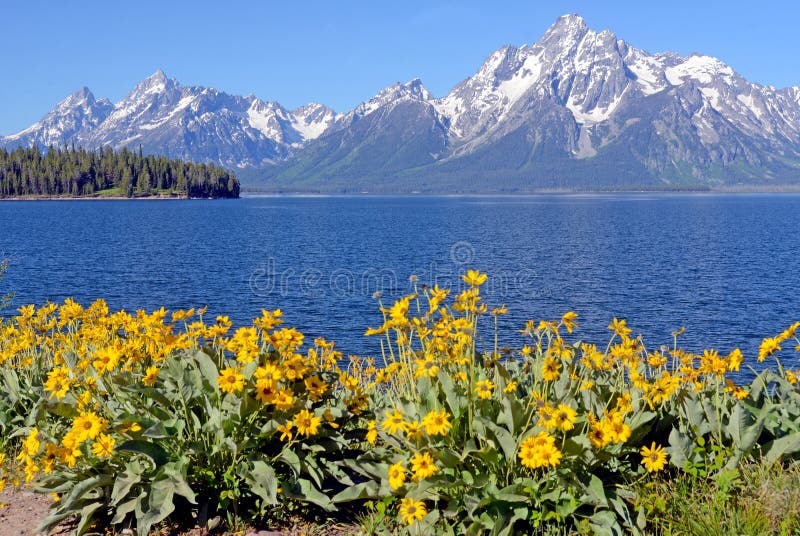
[74,501,104,536]
[331,481,380,502]
[279,447,302,476]
[246,460,279,506]
[764,431,800,465]
[478,417,516,462]
[119,439,170,467]
[111,460,143,506]
[136,476,177,536]
[192,349,221,389]
[589,509,623,536]
[284,478,334,511]
[110,492,145,525]
[584,474,608,508]
[667,427,693,468]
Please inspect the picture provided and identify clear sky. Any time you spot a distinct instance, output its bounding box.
[1,0,798,135]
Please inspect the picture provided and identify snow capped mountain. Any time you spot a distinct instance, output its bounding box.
[261,13,800,190]
[431,14,800,163]
[5,14,800,190]
[290,103,341,144]
[3,87,112,148]
[1,70,339,168]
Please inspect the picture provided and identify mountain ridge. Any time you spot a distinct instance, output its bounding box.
[4,14,800,191]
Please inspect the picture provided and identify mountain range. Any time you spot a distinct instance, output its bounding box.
[4,14,800,192]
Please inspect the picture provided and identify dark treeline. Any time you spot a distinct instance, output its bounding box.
[0,145,239,198]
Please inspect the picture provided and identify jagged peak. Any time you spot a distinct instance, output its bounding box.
[148,69,168,82]
[127,69,177,98]
[57,86,96,109]
[543,14,589,40]
[292,102,336,116]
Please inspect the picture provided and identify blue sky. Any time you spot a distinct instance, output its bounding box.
[1,0,798,135]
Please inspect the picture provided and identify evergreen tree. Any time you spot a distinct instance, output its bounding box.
[0,145,239,199]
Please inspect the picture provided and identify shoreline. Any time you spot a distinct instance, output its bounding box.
[241,185,800,196]
[0,195,237,201]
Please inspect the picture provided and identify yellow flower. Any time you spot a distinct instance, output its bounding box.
[421,409,452,437]
[71,412,104,442]
[787,370,799,385]
[272,327,305,350]
[552,404,577,432]
[587,425,609,449]
[171,308,195,323]
[461,269,487,287]
[91,433,115,459]
[541,357,561,382]
[254,378,278,404]
[414,357,440,379]
[22,428,40,456]
[273,389,295,411]
[410,451,438,481]
[608,317,632,338]
[92,346,121,375]
[254,362,283,383]
[323,409,340,429]
[142,365,159,386]
[382,408,407,435]
[388,461,406,490]
[293,409,321,437]
[43,366,72,400]
[603,413,631,444]
[304,375,328,401]
[217,367,245,395]
[640,442,667,472]
[503,381,518,394]
[561,311,579,333]
[724,379,749,400]
[282,355,310,381]
[366,420,378,445]
[518,431,562,469]
[726,348,743,372]
[277,422,293,441]
[491,304,508,316]
[474,379,495,399]
[399,497,427,526]
[758,337,781,362]
[404,420,424,441]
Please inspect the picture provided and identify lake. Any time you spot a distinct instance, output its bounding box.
[0,194,798,379]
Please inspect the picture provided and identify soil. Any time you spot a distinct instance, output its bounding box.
[0,487,61,536]
[0,487,359,535]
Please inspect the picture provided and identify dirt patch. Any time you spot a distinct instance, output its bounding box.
[0,487,361,535]
[0,487,60,536]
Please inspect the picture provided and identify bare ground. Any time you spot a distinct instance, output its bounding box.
[0,487,360,536]
[0,487,60,536]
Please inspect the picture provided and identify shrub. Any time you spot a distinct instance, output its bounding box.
[0,271,799,535]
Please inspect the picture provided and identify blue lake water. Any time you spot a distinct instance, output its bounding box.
[0,194,798,378]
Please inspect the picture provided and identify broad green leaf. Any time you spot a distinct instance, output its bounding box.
[478,417,516,462]
[119,440,170,467]
[584,474,608,508]
[193,349,221,388]
[331,481,380,502]
[765,431,800,465]
[246,460,279,505]
[284,478,334,511]
[667,427,693,468]
[111,460,143,506]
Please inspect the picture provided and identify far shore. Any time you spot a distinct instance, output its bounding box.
[240,186,800,196]
[0,195,235,201]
